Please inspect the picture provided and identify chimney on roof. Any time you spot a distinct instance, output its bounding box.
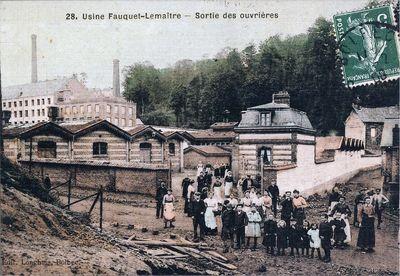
[272,91,290,106]
[31,34,38,83]
[113,59,120,97]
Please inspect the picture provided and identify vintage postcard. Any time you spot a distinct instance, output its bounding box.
[0,1,399,275]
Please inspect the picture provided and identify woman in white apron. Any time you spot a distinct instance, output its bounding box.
[162,189,176,228]
[224,171,234,198]
[204,193,218,235]
[212,177,223,203]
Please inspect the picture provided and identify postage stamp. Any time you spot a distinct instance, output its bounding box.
[333,5,400,87]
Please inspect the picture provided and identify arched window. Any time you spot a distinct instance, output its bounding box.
[93,142,108,156]
[140,142,152,163]
[38,141,57,158]
[259,147,272,165]
[168,143,175,155]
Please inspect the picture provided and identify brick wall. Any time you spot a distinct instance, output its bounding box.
[19,160,169,196]
[23,135,69,159]
[165,138,182,172]
[183,150,230,169]
[74,130,127,161]
[130,137,164,163]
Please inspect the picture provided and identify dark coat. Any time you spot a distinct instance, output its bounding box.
[44,177,51,190]
[263,220,277,247]
[319,221,333,248]
[197,176,206,191]
[182,178,191,198]
[332,203,352,216]
[221,209,235,240]
[156,186,168,202]
[234,211,248,230]
[191,200,206,218]
[299,226,310,248]
[329,192,340,205]
[267,185,280,199]
[242,178,253,192]
[276,227,288,248]
[288,225,302,247]
[330,219,346,242]
[281,198,293,220]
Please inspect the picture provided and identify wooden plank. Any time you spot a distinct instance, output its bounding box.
[205,250,229,262]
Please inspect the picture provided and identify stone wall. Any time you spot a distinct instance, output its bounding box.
[271,145,382,195]
[19,160,169,196]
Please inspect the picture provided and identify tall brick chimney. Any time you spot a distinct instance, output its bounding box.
[31,34,38,83]
[393,124,399,147]
[113,59,120,97]
[272,91,290,106]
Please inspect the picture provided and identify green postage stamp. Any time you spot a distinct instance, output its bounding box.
[333,5,400,87]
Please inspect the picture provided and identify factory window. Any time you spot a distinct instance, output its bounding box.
[31,99,34,106]
[25,100,28,106]
[114,106,119,114]
[121,106,126,114]
[260,112,271,126]
[139,142,152,163]
[32,110,35,116]
[95,104,100,113]
[72,106,77,114]
[113,118,119,125]
[168,143,175,155]
[60,108,63,115]
[8,102,11,108]
[106,105,111,113]
[128,107,133,115]
[19,101,22,107]
[37,141,57,158]
[259,147,272,165]
[65,107,70,115]
[19,111,22,117]
[42,109,45,116]
[14,101,17,107]
[93,142,108,156]
[14,111,17,117]
[42,99,45,105]
[80,105,84,113]
[87,105,92,113]
[37,109,41,116]
[121,118,126,127]
[47,98,51,104]
[25,110,28,117]
[370,127,376,138]
[2,102,5,108]
[37,99,40,105]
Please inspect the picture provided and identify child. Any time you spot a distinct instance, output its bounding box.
[276,220,288,256]
[307,223,322,259]
[288,220,301,256]
[330,212,346,249]
[299,220,310,256]
[263,214,277,255]
[245,205,262,251]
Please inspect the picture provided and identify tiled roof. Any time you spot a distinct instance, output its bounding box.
[127,125,149,135]
[59,119,103,133]
[353,106,399,123]
[184,145,231,156]
[187,130,236,140]
[2,122,46,138]
[210,122,239,130]
[2,78,72,100]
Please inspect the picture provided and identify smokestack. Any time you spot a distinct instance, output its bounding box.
[113,59,120,97]
[31,34,38,83]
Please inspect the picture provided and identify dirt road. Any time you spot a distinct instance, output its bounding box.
[60,168,399,275]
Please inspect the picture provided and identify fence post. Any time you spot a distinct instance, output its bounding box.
[99,186,103,232]
[67,178,71,210]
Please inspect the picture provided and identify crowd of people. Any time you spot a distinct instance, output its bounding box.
[155,163,390,263]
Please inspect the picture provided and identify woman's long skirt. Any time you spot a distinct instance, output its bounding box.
[163,203,175,222]
[356,216,375,248]
[204,207,217,234]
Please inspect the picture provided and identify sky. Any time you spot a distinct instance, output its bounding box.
[0,0,368,89]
